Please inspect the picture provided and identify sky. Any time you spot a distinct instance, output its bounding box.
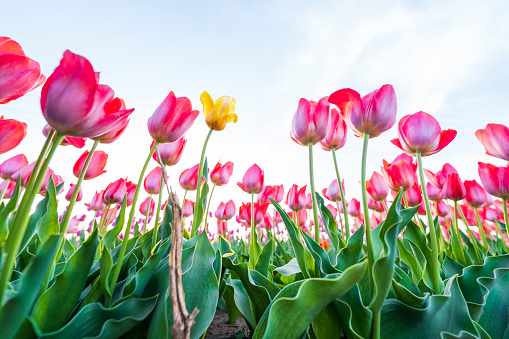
[2,0,509,233]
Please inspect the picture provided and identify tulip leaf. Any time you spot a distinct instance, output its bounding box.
[274,258,301,276]
[316,193,345,252]
[227,277,257,330]
[335,225,364,271]
[255,238,273,278]
[100,245,113,302]
[301,231,339,275]
[0,179,21,243]
[103,197,127,249]
[477,267,509,338]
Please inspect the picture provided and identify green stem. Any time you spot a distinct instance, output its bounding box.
[151,165,166,250]
[457,203,482,264]
[308,143,320,242]
[503,199,509,246]
[336,201,344,236]
[493,219,509,252]
[451,200,467,264]
[143,194,152,233]
[473,207,488,250]
[416,152,441,293]
[332,148,350,240]
[191,128,214,237]
[248,193,257,269]
[203,184,216,232]
[108,143,157,297]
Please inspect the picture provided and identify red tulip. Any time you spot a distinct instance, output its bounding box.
[320,239,329,250]
[424,163,458,189]
[237,164,264,194]
[144,167,167,195]
[103,178,127,205]
[42,124,86,148]
[0,117,27,154]
[290,97,330,145]
[381,156,417,192]
[347,198,361,217]
[151,137,186,166]
[443,173,466,201]
[285,184,307,211]
[475,123,509,161]
[241,201,270,227]
[0,154,28,180]
[65,183,83,202]
[320,108,347,151]
[0,37,45,104]
[391,111,457,156]
[215,200,236,220]
[328,84,397,138]
[210,161,234,186]
[478,162,509,200]
[426,182,443,201]
[366,171,388,201]
[290,209,307,227]
[179,164,200,191]
[148,91,199,143]
[126,181,137,206]
[139,197,155,217]
[464,180,488,208]
[183,199,194,217]
[41,50,134,138]
[322,179,343,202]
[0,180,16,199]
[86,191,105,211]
[73,150,107,180]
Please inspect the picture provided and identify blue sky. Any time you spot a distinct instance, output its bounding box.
[2,0,509,228]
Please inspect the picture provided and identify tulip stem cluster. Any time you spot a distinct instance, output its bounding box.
[307,143,320,242]
[331,149,350,240]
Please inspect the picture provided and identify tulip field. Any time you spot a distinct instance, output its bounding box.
[1,36,509,339]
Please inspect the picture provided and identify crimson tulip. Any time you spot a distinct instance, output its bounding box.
[65,184,83,202]
[0,154,28,180]
[381,156,417,192]
[151,137,186,166]
[139,197,155,217]
[179,164,200,191]
[286,184,307,211]
[290,97,330,145]
[144,167,167,195]
[328,84,397,138]
[237,164,264,194]
[478,162,509,199]
[41,50,134,138]
[443,173,466,201]
[73,150,107,180]
[210,161,234,186]
[366,171,388,201]
[0,37,45,104]
[320,108,347,151]
[42,124,86,148]
[182,199,194,217]
[0,117,27,154]
[148,91,199,143]
[103,178,127,205]
[464,180,488,208]
[475,123,509,161]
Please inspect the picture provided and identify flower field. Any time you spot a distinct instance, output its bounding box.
[1,35,509,339]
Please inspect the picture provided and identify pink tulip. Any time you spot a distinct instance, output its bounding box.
[478,162,509,200]
[404,183,422,207]
[237,164,264,194]
[39,171,64,196]
[0,154,28,180]
[0,37,45,104]
[210,161,234,186]
[0,180,16,199]
[424,163,458,189]
[144,167,167,195]
[381,156,417,192]
[290,97,330,145]
[426,182,443,201]
[151,137,186,166]
[286,184,307,211]
[12,162,35,187]
[391,111,457,156]
[103,178,127,205]
[368,197,384,211]
[366,171,388,201]
[126,181,137,206]
[328,84,397,138]
[73,150,108,180]
[443,173,466,201]
[327,204,338,218]
[91,112,130,144]
[241,201,270,227]
[0,117,27,154]
[258,186,276,204]
[320,107,347,151]
[305,193,313,210]
[41,50,134,138]
[290,209,307,227]
[183,199,194,217]
[322,179,343,202]
[436,201,450,217]
[475,123,509,161]
[262,213,274,230]
[65,183,83,202]
[42,124,86,148]
[148,91,199,143]
[215,200,236,220]
[347,198,361,217]
[464,180,488,208]
[139,197,155,217]
[86,191,105,211]
[179,164,200,191]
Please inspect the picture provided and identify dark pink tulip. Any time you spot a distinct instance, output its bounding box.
[322,179,343,202]
[0,117,27,154]
[286,184,307,211]
[126,181,137,206]
[241,201,270,227]
[464,179,488,208]
[148,91,199,143]
[305,193,313,210]
[368,197,384,212]
[478,162,509,200]
[73,150,107,180]
[436,200,450,217]
[86,191,105,211]
[0,37,45,104]
[391,111,457,156]
[215,200,236,220]
[381,157,417,192]
[328,84,397,138]
[210,161,234,186]
[347,198,361,217]
[273,185,284,203]
[0,154,28,180]
[424,163,458,189]
[443,173,466,201]
[65,183,83,202]
[179,164,200,191]
[183,199,194,217]
[144,167,167,195]
[12,161,35,187]
[262,213,274,230]
[274,211,283,223]
[151,137,186,166]
[290,97,330,145]
[41,50,134,138]
[42,124,86,148]
[484,207,500,222]
[103,178,127,205]
[290,209,307,227]
[0,180,16,199]
[405,183,422,207]
[139,197,155,216]
[237,164,264,194]
[366,171,388,201]
[426,182,443,201]
[327,204,338,218]
[258,186,276,204]
[320,107,347,151]
[393,153,417,172]
[475,123,509,161]
[91,112,130,144]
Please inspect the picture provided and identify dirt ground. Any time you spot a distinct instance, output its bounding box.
[205,308,250,339]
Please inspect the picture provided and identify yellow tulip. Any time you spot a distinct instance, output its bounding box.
[200,91,237,131]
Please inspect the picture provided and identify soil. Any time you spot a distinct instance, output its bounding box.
[205,308,250,339]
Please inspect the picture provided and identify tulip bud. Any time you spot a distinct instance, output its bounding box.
[179,164,200,191]
[237,164,264,194]
[210,161,234,186]
[366,171,388,201]
[290,97,330,145]
[464,179,488,208]
[103,178,127,205]
[65,183,83,202]
[443,173,466,201]
[285,184,307,211]
[144,167,167,195]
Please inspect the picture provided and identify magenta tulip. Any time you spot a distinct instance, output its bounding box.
[322,179,343,202]
[0,180,16,199]
[103,178,127,205]
[426,182,443,201]
[366,171,388,201]
[42,124,86,148]
[179,164,200,191]
[286,184,307,211]
[183,199,194,217]
[381,156,417,192]
[443,173,466,201]
[65,184,83,202]
[347,198,361,217]
[139,197,155,217]
[144,167,167,195]
[215,200,236,220]
[464,179,488,208]
[86,191,105,211]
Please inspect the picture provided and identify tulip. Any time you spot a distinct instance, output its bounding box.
[290,97,330,145]
[475,123,509,161]
[286,184,307,211]
[436,201,450,217]
[320,239,329,250]
[258,186,276,204]
[103,178,127,205]
[290,209,307,227]
[91,114,130,144]
[478,162,509,200]
[148,91,199,143]
[200,91,237,131]
[391,111,457,157]
[322,179,343,202]
[179,164,200,191]
[0,154,28,180]
[144,167,167,195]
[272,185,284,203]
[305,193,313,210]
[126,181,137,206]
[426,182,443,201]
[182,199,194,218]
[41,50,134,138]
[464,180,488,208]
[151,137,186,166]
[210,161,234,186]
[87,191,105,212]
[320,108,347,151]
[237,164,264,194]
[215,200,236,220]
[0,117,27,154]
[42,124,86,148]
[328,84,397,138]
[0,37,45,104]
[39,171,64,196]
[368,197,384,211]
[240,202,270,227]
[366,172,388,202]
[327,204,338,219]
[404,183,422,207]
[0,180,16,200]
[65,184,83,202]
[424,163,458,189]
[73,150,107,180]
[139,197,155,217]
[443,173,466,201]
[347,198,361,217]
[381,157,417,192]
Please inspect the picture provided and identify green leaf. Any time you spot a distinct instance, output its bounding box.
[477,268,509,338]
[100,245,113,302]
[255,238,274,278]
[0,179,21,243]
[316,193,344,252]
[335,225,364,271]
[227,278,256,330]
[301,231,339,275]
[273,258,301,277]
[103,197,127,249]
[36,177,59,243]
